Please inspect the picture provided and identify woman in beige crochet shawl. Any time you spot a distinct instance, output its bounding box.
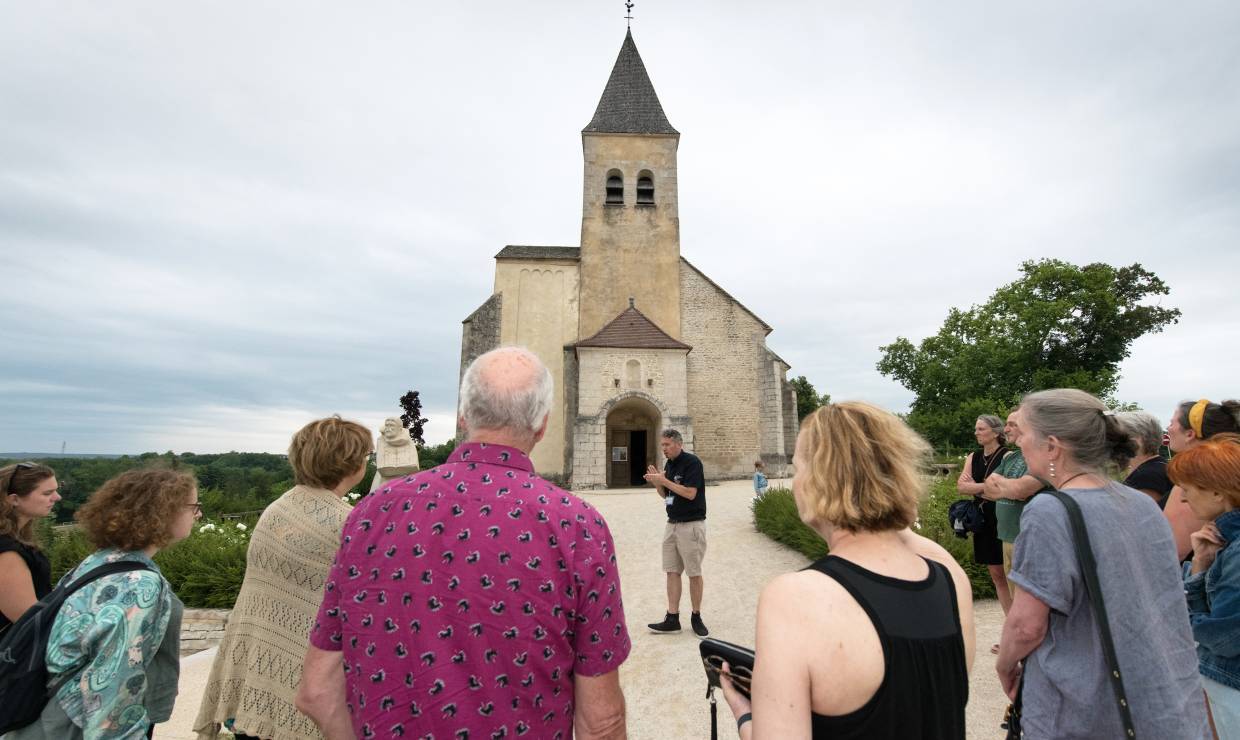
[194,416,373,740]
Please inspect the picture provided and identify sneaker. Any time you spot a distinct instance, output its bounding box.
[648,613,681,633]
[691,612,709,637]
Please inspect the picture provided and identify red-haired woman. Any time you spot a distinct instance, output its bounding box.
[0,462,60,633]
[1171,433,1240,736]
[1164,399,1240,560]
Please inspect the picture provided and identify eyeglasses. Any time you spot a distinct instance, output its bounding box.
[185,503,203,514]
[702,655,752,694]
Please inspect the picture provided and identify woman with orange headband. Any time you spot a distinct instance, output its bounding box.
[1164,399,1240,561]
[1169,434,1240,736]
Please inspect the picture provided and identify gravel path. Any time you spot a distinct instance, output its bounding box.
[578,478,1009,739]
[158,478,1009,739]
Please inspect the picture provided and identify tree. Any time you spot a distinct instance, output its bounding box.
[790,376,831,421]
[877,259,1180,448]
[399,390,427,446]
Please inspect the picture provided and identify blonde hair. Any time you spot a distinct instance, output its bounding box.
[796,401,930,532]
[288,416,373,490]
[76,469,197,551]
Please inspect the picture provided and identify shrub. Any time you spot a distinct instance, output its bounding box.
[752,482,996,599]
[46,518,255,608]
[752,490,827,560]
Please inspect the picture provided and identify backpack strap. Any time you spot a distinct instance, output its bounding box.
[42,561,153,693]
[1043,488,1137,738]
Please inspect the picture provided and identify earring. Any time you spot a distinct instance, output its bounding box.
[1049,461,1056,479]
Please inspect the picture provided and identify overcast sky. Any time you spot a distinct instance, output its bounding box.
[2,1,1238,455]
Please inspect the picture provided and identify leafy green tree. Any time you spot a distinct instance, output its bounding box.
[877,259,1180,448]
[790,376,831,421]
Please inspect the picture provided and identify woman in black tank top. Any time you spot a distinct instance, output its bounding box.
[720,403,973,739]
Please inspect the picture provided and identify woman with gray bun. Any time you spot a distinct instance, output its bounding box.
[996,389,1207,739]
[1115,411,1174,508]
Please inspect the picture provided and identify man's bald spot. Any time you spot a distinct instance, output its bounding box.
[474,347,543,394]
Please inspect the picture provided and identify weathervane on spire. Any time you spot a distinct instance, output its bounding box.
[625,1,634,28]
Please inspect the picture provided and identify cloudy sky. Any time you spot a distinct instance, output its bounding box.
[2,1,1237,455]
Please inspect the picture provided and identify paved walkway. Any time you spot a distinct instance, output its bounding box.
[158,478,1008,739]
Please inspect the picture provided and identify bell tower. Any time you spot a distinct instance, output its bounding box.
[578,30,682,340]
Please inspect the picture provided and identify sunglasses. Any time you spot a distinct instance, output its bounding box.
[702,654,752,694]
[6,462,37,494]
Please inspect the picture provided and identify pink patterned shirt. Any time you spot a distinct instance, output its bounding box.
[311,442,631,740]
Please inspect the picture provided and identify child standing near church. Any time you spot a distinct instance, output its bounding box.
[753,461,769,499]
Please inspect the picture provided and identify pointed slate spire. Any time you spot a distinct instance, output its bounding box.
[583,30,678,135]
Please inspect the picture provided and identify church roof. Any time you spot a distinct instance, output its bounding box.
[583,30,678,135]
[574,301,691,351]
[495,245,581,261]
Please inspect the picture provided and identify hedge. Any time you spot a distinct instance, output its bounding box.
[752,479,997,599]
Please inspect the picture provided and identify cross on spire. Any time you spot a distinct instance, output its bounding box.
[625,1,634,28]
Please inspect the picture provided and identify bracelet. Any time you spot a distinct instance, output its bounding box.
[737,712,752,731]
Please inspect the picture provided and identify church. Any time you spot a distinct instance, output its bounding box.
[459,30,797,489]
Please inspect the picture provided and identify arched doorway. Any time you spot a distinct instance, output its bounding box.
[605,396,660,488]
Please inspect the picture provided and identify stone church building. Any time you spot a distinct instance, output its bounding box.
[460,31,797,489]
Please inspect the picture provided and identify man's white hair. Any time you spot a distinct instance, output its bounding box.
[458,346,553,437]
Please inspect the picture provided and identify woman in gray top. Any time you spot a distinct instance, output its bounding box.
[995,388,1208,739]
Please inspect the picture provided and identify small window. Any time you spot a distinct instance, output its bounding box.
[636,172,654,205]
[605,170,624,205]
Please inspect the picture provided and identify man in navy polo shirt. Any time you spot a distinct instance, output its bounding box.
[643,428,709,636]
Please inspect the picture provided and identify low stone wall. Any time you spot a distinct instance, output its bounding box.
[180,608,230,655]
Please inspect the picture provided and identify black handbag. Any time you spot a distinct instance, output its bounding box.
[700,638,755,740]
[1006,487,1137,739]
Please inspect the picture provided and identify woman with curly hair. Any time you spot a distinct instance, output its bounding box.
[194,416,372,740]
[0,462,60,633]
[8,467,200,740]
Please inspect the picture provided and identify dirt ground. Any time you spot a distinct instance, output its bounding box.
[158,478,1009,739]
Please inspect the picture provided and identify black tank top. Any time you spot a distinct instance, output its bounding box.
[0,534,52,632]
[805,555,968,740]
[970,446,1007,483]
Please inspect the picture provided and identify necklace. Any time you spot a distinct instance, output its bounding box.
[977,446,1004,479]
[1056,471,1095,489]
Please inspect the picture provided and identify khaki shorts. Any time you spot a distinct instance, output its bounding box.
[663,520,706,577]
[1002,541,1021,598]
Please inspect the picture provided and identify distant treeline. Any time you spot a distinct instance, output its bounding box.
[3,439,457,523]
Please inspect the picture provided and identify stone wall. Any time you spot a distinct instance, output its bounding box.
[759,352,794,478]
[680,260,772,479]
[457,293,504,440]
[180,608,230,655]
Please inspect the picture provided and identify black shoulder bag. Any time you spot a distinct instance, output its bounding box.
[1008,488,1136,739]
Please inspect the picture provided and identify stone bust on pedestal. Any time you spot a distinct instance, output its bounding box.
[369,417,420,492]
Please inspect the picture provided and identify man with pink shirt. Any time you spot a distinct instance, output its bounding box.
[298,347,630,740]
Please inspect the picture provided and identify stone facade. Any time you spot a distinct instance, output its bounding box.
[179,608,230,655]
[569,347,691,490]
[493,257,580,475]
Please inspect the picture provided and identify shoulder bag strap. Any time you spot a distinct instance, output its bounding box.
[1043,488,1137,738]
